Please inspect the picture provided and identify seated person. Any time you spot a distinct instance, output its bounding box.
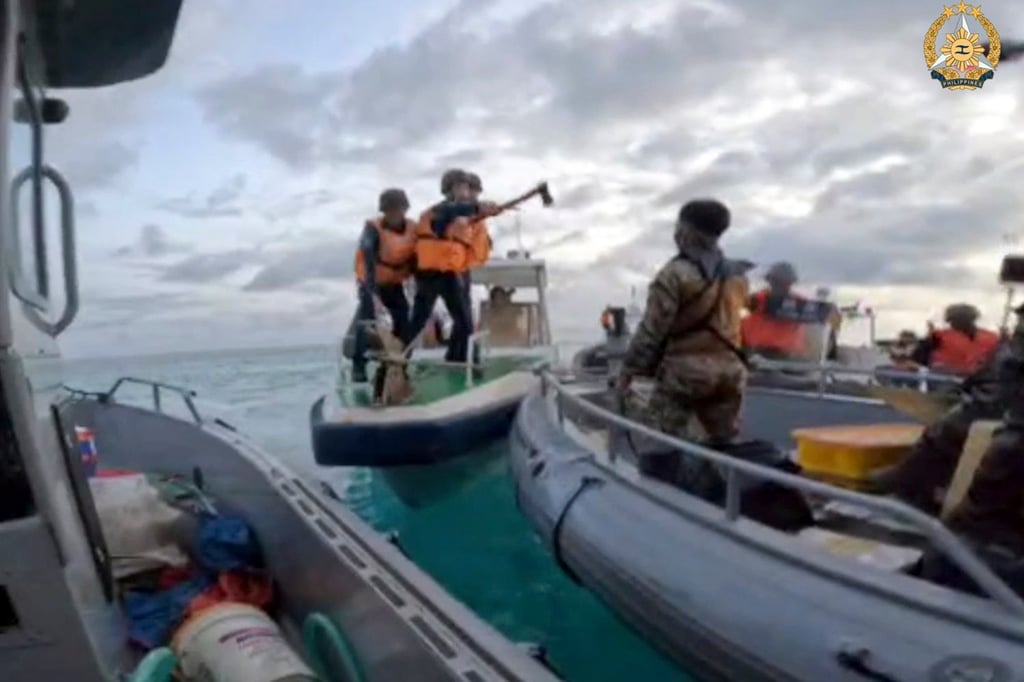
[874,308,1018,513]
[912,304,1000,376]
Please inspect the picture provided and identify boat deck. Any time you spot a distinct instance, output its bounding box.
[340,355,534,407]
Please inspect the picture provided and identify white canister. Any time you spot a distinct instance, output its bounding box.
[172,603,317,682]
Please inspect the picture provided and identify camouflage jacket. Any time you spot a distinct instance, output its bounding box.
[623,242,750,378]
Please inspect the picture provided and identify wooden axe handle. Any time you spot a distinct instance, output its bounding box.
[470,185,543,223]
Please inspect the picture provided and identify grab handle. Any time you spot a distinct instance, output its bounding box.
[10,165,79,336]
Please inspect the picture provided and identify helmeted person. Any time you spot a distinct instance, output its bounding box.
[618,199,751,445]
[875,321,1012,513]
[918,307,1024,594]
[404,169,480,364]
[740,261,809,359]
[350,188,417,382]
[911,303,1000,376]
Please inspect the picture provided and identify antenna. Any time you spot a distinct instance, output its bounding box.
[515,211,524,255]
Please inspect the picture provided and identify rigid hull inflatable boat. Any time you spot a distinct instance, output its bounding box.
[312,257,553,470]
[0,4,557,680]
[509,372,1024,682]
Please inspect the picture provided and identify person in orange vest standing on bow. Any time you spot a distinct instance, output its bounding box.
[911,303,1000,376]
[740,261,808,359]
[404,169,498,364]
[351,188,416,382]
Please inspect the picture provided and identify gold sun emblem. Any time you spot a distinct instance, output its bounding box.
[924,3,1001,90]
[942,26,984,70]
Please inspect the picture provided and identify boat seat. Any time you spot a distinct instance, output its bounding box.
[940,419,1001,520]
[798,527,922,573]
[478,301,539,347]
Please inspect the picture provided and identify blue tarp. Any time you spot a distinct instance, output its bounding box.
[123,514,263,649]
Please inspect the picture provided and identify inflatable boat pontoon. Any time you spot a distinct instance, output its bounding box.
[509,371,1024,682]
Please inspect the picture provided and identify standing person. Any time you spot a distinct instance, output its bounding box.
[912,303,1000,376]
[617,198,750,446]
[351,188,416,382]
[740,261,809,359]
[404,169,478,364]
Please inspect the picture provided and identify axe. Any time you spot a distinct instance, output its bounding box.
[470,181,553,223]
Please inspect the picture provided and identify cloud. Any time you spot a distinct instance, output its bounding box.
[243,238,357,291]
[61,141,139,190]
[160,249,259,283]
[61,0,1024,356]
[157,173,248,218]
[261,189,339,222]
[114,224,191,258]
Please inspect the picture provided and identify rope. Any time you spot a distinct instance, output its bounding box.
[127,647,176,682]
[303,612,367,682]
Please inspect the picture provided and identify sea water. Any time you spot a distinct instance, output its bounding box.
[64,345,690,682]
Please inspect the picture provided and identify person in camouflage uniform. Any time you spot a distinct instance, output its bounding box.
[874,312,1014,513]
[943,305,1024,554]
[617,199,751,445]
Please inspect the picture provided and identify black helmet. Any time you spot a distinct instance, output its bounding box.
[378,188,409,212]
[944,303,980,324]
[440,168,468,196]
[765,261,798,284]
[466,172,482,192]
[678,198,730,237]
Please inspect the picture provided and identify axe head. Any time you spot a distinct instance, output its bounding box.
[537,181,554,207]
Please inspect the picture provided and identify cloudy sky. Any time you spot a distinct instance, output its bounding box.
[36,0,1024,356]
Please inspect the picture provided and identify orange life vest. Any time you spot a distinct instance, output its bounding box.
[354,218,417,285]
[466,219,491,269]
[740,289,808,356]
[930,328,1000,376]
[414,208,475,273]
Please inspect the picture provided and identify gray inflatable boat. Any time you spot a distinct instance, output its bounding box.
[509,371,1024,682]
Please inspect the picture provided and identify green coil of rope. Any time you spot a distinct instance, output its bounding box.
[128,647,176,682]
[303,612,367,682]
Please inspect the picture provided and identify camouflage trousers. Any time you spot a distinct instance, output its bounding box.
[877,400,1002,513]
[643,353,747,445]
[946,423,1024,555]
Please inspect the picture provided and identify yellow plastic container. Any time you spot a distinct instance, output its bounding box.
[792,423,923,488]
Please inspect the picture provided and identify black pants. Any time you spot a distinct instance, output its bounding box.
[353,283,410,373]
[405,272,472,363]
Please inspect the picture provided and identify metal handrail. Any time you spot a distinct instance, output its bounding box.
[536,369,1024,617]
[99,376,202,424]
[466,330,490,385]
[753,357,962,382]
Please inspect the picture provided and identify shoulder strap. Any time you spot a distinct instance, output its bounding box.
[666,255,749,367]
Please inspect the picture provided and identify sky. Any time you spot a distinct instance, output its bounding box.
[33,0,1024,357]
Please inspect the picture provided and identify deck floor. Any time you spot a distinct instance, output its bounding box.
[341,356,533,407]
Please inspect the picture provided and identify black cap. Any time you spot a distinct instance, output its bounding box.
[678,199,730,237]
[378,188,409,212]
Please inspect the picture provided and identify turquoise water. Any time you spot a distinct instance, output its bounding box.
[64,346,690,682]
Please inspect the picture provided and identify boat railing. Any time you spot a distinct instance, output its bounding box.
[751,357,962,396]
[97,376,202,424]
[536,368,1024,617]
[466,330,490,386]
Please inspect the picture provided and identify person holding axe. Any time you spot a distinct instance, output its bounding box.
[405,169,487,364]
[405,169,553,363]
[351,188,416,382]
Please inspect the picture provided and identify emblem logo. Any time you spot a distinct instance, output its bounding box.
[924,2,1001,90]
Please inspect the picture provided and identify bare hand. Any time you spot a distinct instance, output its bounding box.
[479,201,501,217]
